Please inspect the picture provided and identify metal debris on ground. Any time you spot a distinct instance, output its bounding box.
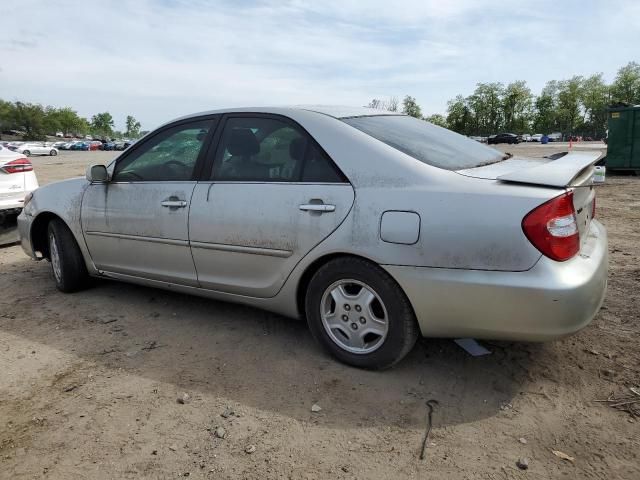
[551,450,575,462]
[220,407,235,418]
[141,341,166,351]
[595,387,640,418]
[419,399,439,460]
[516,457,529,470]
[453,338,491,356]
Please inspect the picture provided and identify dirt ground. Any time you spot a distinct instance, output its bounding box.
[0,144,638,479]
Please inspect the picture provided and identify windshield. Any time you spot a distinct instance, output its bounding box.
[342,115,504,170]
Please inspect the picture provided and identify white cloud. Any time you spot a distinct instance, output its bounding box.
[0,0,638,130]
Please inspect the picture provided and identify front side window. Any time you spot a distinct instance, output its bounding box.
[113,119,213,182]
[212,117,346,183]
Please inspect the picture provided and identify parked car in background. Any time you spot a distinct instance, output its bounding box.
[530,134,543,142]
[548,132,562,142]
[71,141,89,151]
[102,141,116,151]
[521,134,532,142]
[60,141,78,150]
[18,106,607,369]
[90,141,102,151]
[52,141,67,149]
[15,143,58,156]
[1,153,39,220]
[487,133,520,145]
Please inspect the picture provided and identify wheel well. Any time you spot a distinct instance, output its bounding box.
[296,253,383,319]
[30,212,62,259]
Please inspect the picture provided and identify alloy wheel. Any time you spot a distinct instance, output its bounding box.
[320,279,389,354]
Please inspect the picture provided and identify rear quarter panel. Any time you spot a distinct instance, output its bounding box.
[308,172,552,272]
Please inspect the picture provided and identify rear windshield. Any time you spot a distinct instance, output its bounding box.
[342,115,504,170]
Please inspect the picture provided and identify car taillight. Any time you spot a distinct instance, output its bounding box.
[522,191,579,262]
[1,157,33,174]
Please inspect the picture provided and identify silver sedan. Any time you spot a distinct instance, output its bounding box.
[18,106,608,369]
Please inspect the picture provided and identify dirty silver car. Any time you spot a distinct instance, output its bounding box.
[18,106,608,369]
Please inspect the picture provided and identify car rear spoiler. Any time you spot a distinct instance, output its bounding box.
[497,151,603,188]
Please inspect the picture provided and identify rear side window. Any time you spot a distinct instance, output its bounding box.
[212,116,347,183]
[342,115,504,170]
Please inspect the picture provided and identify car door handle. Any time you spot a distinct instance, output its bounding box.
[299,204,336,212]
[161,200,187,208]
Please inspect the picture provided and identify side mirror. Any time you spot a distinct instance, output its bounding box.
[86,164,109,183]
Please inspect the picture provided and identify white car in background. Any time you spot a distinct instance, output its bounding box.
[0,151,39,216]
[15,142,58,157]
[531,134,543,142]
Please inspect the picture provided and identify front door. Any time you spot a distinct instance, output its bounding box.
[81,117,216,286]
[189,115,354,297]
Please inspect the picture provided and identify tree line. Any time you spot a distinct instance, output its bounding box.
[369,61,640,139]
[0,99,143,140]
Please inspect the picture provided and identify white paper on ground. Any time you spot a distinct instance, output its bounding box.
[454,338,491,356]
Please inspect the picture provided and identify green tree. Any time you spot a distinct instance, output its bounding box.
[12,102,47,140]
[46,107,85,136]
[446,95,472,134]
[610,61,640,105]
[91,112,115,137]
[533,81,559,133]
[424,114,447,128]
[502,81,533,133]
[556,76,583,134]
[402,95,422,118]
[125,115,142,138]
[468,82,504,135]
[0,99,16,132]
[580,73,609,138]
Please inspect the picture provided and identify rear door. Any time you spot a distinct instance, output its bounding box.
[81,117,217,285]
[189,114,354,297]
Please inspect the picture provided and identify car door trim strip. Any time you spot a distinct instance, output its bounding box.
[190,241,292,258]
[85,231,188,247]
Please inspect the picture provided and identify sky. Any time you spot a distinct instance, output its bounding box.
[1,0,638,130]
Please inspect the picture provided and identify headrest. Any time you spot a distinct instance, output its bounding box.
[227,128,259,156]
[289,136,307,161]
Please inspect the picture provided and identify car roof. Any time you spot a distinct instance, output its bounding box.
[174,105,404,123]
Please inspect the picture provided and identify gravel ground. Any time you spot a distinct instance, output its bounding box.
[0,143,638,479]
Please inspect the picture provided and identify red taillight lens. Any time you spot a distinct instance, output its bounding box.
[1,157,33,174]
[522,191,579,262]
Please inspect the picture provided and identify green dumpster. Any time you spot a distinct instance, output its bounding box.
[606,105,640,171]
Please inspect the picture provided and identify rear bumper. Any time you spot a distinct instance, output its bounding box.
[383,220,608,341]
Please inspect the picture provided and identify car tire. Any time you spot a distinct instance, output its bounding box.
[50,149,57,156]
[47,219,88,293]
[305,257,419,370]
[23,150,31,156]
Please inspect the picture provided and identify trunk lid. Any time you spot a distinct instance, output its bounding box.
[457,150,601,248]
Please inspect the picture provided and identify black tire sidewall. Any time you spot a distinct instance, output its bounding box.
[47,219,88,293]
[305,258,418,369]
